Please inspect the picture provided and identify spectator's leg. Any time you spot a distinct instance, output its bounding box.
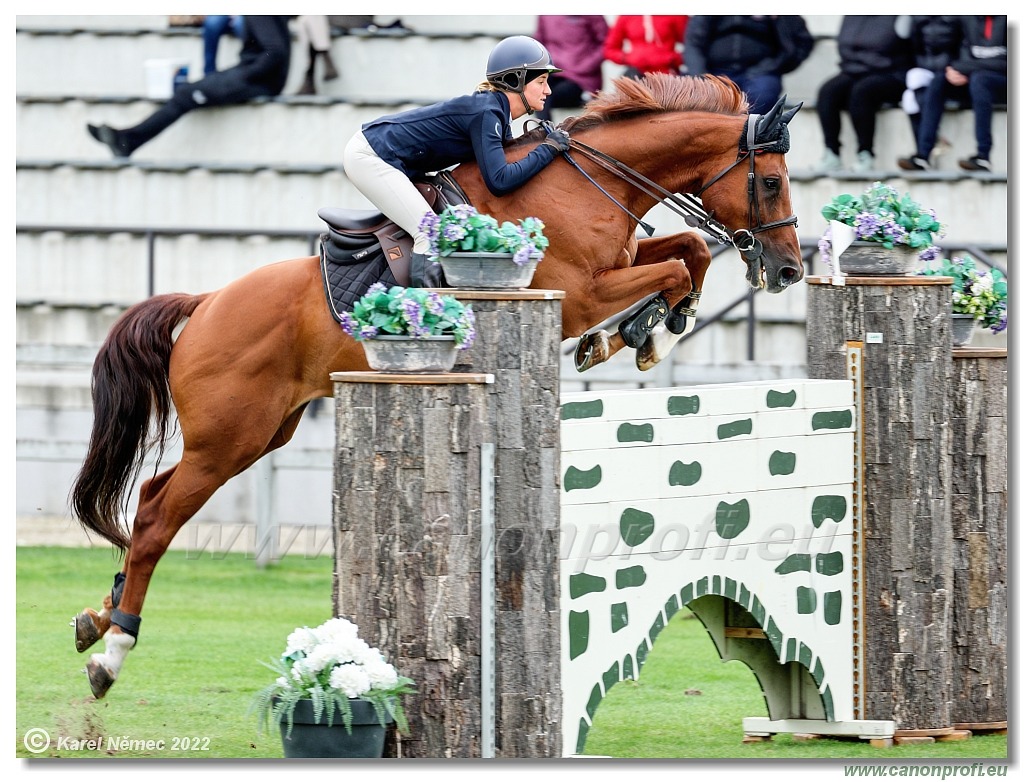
[968,70,1007,160]
[116,86,196,154]
[915,75,948,159]
[202,16,231,76]
[738,73,782,115]
[816,73,853,154]
[847,73,904,154]
[88,70,272,158]
[306,16,339,81]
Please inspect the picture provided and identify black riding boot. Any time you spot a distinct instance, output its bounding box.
[410,252,447,288]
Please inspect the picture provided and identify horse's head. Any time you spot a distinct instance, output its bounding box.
[697,94,804,294]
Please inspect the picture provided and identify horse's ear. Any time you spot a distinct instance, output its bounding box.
[780,102,803,126]
[755,95,786,140]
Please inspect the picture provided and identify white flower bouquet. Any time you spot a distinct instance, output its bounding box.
[252,616,415,736]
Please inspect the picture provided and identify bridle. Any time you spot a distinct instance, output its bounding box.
[548,114,799,270]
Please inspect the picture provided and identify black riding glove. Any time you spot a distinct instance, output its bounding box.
[542,128,570,154]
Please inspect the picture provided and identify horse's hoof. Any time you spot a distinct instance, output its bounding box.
[574,333,609,372]
[74,610,103,653]
[85,658,116,699]
[636,335,659,372]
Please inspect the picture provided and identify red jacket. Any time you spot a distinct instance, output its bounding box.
[604,15,689,74]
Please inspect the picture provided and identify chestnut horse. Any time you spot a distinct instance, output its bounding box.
[70,74,803,698]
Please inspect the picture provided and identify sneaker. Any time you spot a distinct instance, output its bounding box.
[959,156,992,172]
[853,150,875,173]
[897,155,930,171]
[813,149,842,173]
[87,123,132,159]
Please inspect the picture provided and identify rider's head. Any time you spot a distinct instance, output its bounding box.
[485,36,561,116]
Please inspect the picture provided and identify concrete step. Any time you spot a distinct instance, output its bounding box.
[17,94,1008,174]
[16,21,539,104]
[15,14,538,35]
[16,16,841,108]
[16,160,1009,245]
[16,401,336,526]
[16,229,1005,326]
[17,231,315,306]
[15,301,1007,409]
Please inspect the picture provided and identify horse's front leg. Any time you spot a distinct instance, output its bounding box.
[572,248,691,372]
[632,232,714,371]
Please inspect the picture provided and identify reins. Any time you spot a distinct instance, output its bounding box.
[539,114,798,266]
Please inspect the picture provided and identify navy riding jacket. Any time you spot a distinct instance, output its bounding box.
[360,90,557,196]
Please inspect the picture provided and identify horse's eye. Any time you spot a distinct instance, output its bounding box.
[764,178,780,191]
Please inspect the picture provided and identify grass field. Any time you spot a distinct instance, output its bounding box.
[15,546,1009,763]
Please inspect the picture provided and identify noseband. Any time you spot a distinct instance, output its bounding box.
[553,113,798,267]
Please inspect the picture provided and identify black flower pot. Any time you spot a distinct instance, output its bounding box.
[279,698,392,758]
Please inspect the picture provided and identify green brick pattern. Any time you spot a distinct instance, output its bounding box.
[559,380,855,757]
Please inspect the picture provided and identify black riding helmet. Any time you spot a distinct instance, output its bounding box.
[486,35,561,114]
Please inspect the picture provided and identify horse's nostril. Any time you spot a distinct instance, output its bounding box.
[778,265,803,286]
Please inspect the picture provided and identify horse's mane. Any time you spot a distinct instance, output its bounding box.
[560,73,749,134]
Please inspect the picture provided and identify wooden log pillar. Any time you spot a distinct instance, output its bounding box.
[332,289,564,759]
[806,275,955,734]
[950,347,1008,729]
[451,290,564,758]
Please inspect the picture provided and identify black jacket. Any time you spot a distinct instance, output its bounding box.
[361,90,557,196]
[909,16,962,72]
[837,16,914,77]
[685,16,813,77]
[951,15,1007,76]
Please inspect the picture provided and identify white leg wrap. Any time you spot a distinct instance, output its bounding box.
[90,628,137,678]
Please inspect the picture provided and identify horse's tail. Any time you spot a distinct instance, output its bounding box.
[71,293,207,551]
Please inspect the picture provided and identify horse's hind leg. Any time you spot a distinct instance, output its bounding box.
[82,454,235,697]
[84,405,310,698]
[73,467,175,653]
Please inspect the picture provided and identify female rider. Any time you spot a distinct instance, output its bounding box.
[342,35,572,285]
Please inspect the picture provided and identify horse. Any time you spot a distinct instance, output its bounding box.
[69,73,804,699]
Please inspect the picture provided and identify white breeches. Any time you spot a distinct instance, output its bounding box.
[342,130,432,254]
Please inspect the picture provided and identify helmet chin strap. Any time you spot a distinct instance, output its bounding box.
[518,91,534,116]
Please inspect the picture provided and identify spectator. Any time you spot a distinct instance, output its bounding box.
[87,16,291,159]
[294,15,339,95]
[896,16,964,171]
[533,15,610,121]
[812,16,914,173]
[951,15,1007,172]
[604,15,689,79]
[202,15,245,76]
[684,16,813,114]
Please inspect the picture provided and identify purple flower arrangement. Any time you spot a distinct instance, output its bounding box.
[818,182,945,273]
[340,283,476,349]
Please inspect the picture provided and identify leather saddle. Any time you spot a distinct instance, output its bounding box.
[317,171,469,323]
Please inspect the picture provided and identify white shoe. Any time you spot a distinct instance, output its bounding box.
[853,150,875,173]
[813,149,842,173]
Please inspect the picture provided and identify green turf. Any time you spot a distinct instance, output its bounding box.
[16,546,333,759]
[583,610,1009,760]
[16,546,1009,761]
